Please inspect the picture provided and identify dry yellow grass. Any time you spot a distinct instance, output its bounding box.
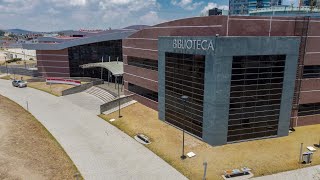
[100,103,320,180]
[27,82,75,96]
[0,74,32,80]
[0,95,82,179]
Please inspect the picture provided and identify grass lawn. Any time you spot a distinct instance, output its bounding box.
[0,95,82,179]
[100,103,320,180]
[27,82,75,96]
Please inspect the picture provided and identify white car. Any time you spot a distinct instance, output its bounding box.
[12,80,28,88]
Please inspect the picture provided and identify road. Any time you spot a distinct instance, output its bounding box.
[0,79,186,180]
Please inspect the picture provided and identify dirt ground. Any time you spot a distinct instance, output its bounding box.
[0,95,81,179]
[100,103,320,180]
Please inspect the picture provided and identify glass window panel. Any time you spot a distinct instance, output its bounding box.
[228,55,286,142]
[165,52,205,138]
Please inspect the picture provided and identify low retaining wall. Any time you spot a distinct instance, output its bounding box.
[61,78,104,96]
[27,77,46,82]
[62,83,93,96]
[100,95,134,114]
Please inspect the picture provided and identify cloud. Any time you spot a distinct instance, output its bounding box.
[0,0,163,31]
[138,11,165,25]
[0,0,38,14]
[1,0,224,31]
[48,0,87,7]
[200,2,229,15]
[171,0,203,10]
[47,8,60,15]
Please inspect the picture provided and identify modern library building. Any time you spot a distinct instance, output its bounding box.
[24,15,320,146]
[123,15,320,145]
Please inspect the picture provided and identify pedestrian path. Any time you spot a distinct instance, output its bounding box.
[252,165,320,180]
[62,92,105,114]
[0,79,186,180]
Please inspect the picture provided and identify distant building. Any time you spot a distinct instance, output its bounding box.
[249,6,320,17]
[229,0,249,15]
[230,0,282,14]
[302,0,319,6]
[208,8,229,15]
[249,0,282,10]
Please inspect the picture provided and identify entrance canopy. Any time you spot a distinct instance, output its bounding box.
[80,61,123,76]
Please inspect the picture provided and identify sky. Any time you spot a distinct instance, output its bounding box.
[0,0,296,32]
[0,0,231,32]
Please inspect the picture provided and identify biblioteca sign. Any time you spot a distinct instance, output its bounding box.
[173,39,215,51]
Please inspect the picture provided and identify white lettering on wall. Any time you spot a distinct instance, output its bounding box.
[172,39,215,51]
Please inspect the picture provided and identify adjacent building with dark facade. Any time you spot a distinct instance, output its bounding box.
[23,29,137,79]
[123,15,320,145]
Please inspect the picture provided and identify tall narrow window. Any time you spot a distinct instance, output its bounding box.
[164,53,205,138]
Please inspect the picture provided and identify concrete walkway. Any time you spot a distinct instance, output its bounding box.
[0,79,186,180]
[252,165,320,180]
[62,92,105,115]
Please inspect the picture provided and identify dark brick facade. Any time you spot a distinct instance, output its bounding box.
[123,15,320,126]
[36,49,70,77]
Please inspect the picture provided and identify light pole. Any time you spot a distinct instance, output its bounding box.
[101,56,104,80]
[23,51,26,69]
[5,56,8,75]
[181,95,188,160]
[117,75,122,118]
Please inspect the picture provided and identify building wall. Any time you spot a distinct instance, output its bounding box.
[123,16,227,109]
[36,49,70,77]
[158,36,299,146]
[123,15,320,127]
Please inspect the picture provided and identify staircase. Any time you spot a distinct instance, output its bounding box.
[84,86,116,103]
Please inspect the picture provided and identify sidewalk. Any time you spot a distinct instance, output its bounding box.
[0,79,186,180]
[252,165,320,180]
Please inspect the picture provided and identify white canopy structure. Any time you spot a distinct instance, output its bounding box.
[80,61,123,76]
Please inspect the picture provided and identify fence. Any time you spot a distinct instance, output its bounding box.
[0,66,39,77]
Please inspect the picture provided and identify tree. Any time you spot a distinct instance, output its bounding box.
[0,30,4,37]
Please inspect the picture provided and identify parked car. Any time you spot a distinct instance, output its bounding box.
[12,80,27,88]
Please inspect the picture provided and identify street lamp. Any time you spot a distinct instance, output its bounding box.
[22,51,26,69]
[181,95,189,160]
[116,75,122,118]
[5,56,8,75]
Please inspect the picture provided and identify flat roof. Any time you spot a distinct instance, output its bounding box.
[22,29,137,50]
